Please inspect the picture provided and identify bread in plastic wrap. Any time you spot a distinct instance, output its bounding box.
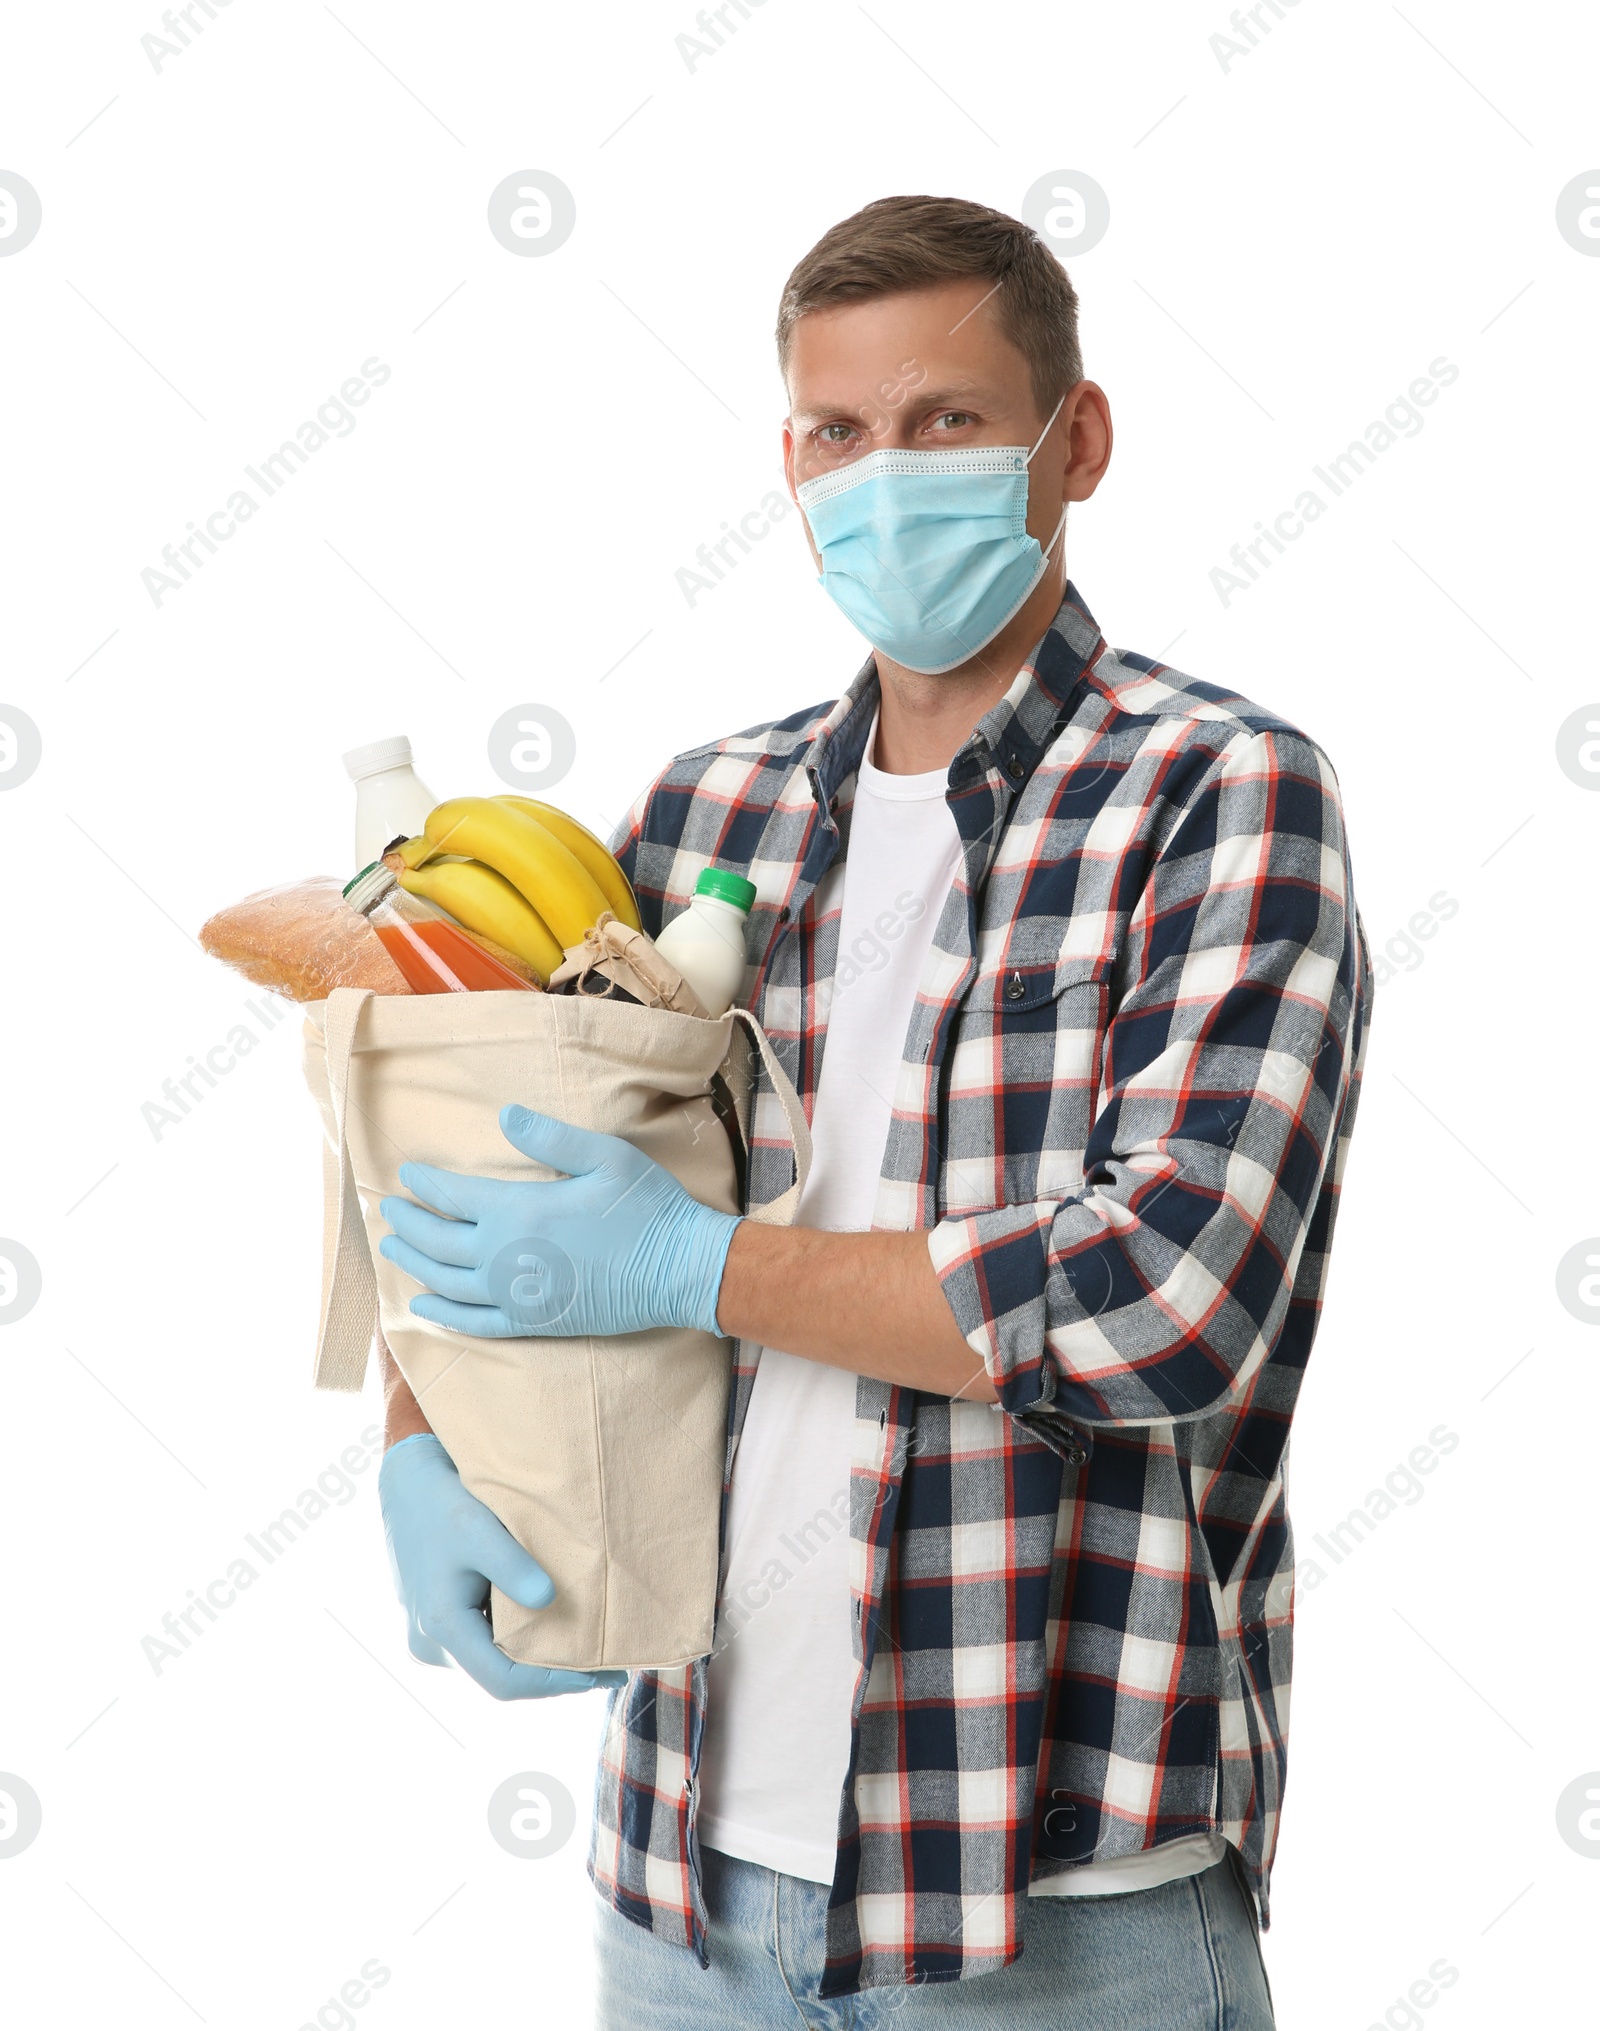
[199,876,412,1003]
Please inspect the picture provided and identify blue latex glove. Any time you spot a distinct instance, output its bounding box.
[377,1433,625,1699]
[377,1106,742,1340]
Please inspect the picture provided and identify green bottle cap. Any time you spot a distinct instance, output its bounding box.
[343,860,398,912]
[695,865,756,915]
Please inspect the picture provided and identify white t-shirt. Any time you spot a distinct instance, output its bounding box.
[695,714,1227,1901]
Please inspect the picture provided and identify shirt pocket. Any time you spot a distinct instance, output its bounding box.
[942,957,1115,1216]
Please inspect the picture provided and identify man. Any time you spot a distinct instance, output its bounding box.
[374,195,1371,2026]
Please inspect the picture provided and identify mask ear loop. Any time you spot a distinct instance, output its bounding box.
[1028,392,1070,567]
[1025,390,1069,466]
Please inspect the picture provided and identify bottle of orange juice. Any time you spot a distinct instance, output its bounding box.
[343,861,534,994]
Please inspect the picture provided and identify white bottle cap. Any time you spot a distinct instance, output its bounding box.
[343,735,414,782]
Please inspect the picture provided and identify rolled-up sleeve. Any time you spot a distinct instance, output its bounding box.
[927,727,1369,1433]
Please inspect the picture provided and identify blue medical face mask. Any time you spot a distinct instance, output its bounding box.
[795,394,1067,675]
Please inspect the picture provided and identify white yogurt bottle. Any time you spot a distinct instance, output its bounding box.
[654,867,756,1016]
[343,735,438,869]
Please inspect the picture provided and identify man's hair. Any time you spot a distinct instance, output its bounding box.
[776,195,1082,419]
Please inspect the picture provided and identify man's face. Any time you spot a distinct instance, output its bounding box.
[782,278,1073,570]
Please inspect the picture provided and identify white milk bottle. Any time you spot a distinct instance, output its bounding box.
[343,735,438,868]
[654,867,756,1017]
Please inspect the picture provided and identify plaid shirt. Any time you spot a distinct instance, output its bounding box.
[590,584,1370,1998]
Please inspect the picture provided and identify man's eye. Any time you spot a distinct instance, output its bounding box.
[818,424,856,446]
[932,411,974,430]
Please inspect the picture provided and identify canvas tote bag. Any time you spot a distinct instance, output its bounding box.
[302,922,811,1674]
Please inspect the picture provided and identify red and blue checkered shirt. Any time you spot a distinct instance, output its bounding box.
[591,585,1371,1998]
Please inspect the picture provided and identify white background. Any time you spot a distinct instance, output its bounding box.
[2,1,1597,2025]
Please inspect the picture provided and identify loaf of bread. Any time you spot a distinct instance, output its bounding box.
[199,876,413,1002]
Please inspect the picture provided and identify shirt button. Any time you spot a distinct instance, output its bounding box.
[1064,1441,1088,1468]
[1006,755,1025,780]
[777,906,791,922]
[1005,973,1026,1001]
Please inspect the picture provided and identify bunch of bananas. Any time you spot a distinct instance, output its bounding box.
[392,795,640,986]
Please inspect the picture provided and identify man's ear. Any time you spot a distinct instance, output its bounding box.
[780,420,821,569]
[1060,382,1114,505]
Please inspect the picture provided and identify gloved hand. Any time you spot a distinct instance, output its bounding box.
[377,1432,625,1700]
[377,1106,742,1340]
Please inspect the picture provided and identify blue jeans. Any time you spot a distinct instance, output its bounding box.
[594,1845,1276,2029]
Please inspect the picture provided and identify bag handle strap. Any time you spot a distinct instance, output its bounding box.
[314,986,379,1392]
[728,1006,812,1228]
